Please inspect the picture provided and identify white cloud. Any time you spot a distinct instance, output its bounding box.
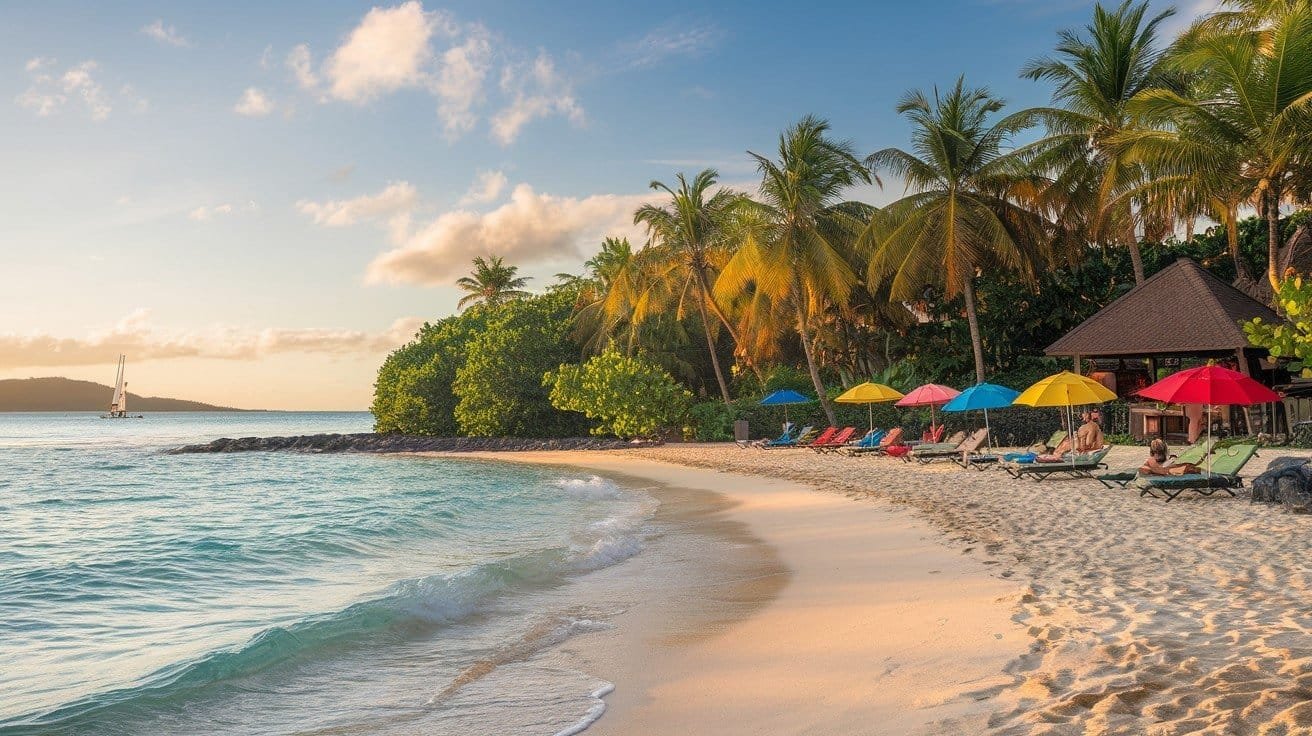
[619,21,722,69]
[365,183,646,286]
[459,170,507,205]
[189,201,257,221]
[16,59,113,120]
[234,87,274,117]
[433,29,491,137]
[296,182,418,228]
[287,43,320,91]
[141,19,189,47]
[490,53,584,145]
[0,309,423,369]
[324,1,437,103]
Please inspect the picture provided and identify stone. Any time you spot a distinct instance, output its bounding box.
[166,433,663,455]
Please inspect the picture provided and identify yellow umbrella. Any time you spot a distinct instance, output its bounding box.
[836,382,905,431]
[1013,371,1117,464]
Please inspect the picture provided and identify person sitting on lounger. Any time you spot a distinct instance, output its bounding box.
[1075,411,1104,453]
[1139,439,1200,476]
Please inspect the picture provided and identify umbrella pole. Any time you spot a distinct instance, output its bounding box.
[984,407,991,450]
[868,404,873,433]
[1206,404,1212,478]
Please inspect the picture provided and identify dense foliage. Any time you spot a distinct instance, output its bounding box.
[546,348,693,438]
[374,0,1312,440]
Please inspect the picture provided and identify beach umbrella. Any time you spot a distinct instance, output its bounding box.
[835,382,904,431]
[896,383,962,435]
[759,389,813,425]
[1013,372,1118,465]
[1138,363,1279,476]
[942,382,1020,449]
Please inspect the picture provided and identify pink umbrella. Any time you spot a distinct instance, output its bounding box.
[896,383,961,438]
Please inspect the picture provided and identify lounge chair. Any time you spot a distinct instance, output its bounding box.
[841,429,885,455]
[1136,444,1260,502]
[812,426,857,453]
[913,428,985,463]
[792,426,837,449]
[750,424,795,449]
[911,431,967,454]
[760,425,814,449]
[1005,446,1112,481]
[850,427,904,456]
[1002,430,1067,462]
[1097,439,1219,487]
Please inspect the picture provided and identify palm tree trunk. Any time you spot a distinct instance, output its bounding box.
[795,300,836,426]
[1224,204,1252,284]
[695,269,765,385]
[1266,184,1283,298]
[696,297,733,406]
[1127,240,1146,286]
[963,276,986,384]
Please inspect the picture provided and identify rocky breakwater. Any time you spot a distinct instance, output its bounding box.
[166,433,662,455]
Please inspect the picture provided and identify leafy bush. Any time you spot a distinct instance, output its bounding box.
[372,311,489,435]
[454,291,589,437]
[1246,273,1312,372]
[546,347,693,438]
[688,401,735,441]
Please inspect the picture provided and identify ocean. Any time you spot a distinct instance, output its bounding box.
[0,412,666,735]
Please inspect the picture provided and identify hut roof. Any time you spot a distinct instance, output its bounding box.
[1045,258,1279,358]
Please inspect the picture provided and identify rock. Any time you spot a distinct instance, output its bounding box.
[1251,456,1312,511]
[165,433,663,455]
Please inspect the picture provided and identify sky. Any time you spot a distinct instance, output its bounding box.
[0,0,1218,410]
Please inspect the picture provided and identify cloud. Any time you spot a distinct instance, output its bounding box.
[458,170,507,205]
[296,182,418,229]
[189,201,257,221]
[141,19,189,47]
[17,59,112,120]
[287,43,320,90]
[0,310,423,369]
[433,29,491,137]
[618,21,722,69]
[234,87,275,117]
[490,53,584,145]
[365,183,647,286]
[324,1,437,103]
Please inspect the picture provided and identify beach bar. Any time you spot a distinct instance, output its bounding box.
[1045,258,1284,441]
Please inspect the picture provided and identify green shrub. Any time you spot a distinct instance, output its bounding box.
[688,401,735,441]
[546,347,693,438]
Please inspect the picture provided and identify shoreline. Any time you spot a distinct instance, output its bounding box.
[437,450,1026,735]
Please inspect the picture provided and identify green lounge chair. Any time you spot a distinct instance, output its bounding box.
[1136,444,1260,502]
[909,431,967,454]
[914,428,987,464]
[1006,446,1112,481]
[1172,437,1218,465]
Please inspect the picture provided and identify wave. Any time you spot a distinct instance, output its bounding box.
[2,504,654,735]
[553,475,622,500]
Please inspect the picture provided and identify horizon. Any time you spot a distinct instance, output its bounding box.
[1,0,1215,410]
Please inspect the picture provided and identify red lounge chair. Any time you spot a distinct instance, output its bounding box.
[812,426,857,452]
[795,427,837,448]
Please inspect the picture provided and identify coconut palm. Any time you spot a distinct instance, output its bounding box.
[717,116,873,425]
[632,169,744,405]
[864,78,1052,384]
[455,256,532,310]
[1131,0,1312,294]
[565,237,644,353]
[1017,0,1179,285]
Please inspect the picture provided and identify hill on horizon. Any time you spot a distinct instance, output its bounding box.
[0,377,243,412]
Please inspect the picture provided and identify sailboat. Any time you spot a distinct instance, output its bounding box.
[100,355,143,418]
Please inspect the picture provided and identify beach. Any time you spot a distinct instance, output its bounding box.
[455,449,1027,735]
[463,443,1312,735]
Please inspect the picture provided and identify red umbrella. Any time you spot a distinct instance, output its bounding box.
[896,383,961,437]
[1138,364,1280,475]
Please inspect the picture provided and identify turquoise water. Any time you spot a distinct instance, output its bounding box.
[0,413,656,735]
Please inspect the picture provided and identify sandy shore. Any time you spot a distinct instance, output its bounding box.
[604,443,1312,736]
[450,450,1026,735]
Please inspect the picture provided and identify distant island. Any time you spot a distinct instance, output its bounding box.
[0,377,241,412]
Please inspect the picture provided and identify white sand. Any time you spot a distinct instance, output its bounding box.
[451,450,1026,735]
[621,443,1312,735]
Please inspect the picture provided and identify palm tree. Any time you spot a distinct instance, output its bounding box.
[1130,0,1312,295]
[633,170,744,405]
[455,256,532,309]
[566,237,644,353]
[717,116,873,425]
[864,78,1052,384]
[1017,0,1179,285]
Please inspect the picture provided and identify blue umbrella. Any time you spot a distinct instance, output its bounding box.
[759,389,812,425]
[942,383,1019,449]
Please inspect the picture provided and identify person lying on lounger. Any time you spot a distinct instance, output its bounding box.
[1139,439,1200,476]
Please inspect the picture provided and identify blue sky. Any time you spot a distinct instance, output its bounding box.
[0,0,1209,408]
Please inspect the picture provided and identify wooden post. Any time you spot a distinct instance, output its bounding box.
[1236,348,1257,436]
[1072,354,1082,375]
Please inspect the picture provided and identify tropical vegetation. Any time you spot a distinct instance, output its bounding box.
[374,0,1312,440]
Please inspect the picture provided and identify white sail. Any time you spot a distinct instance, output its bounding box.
[111,355,125,413]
